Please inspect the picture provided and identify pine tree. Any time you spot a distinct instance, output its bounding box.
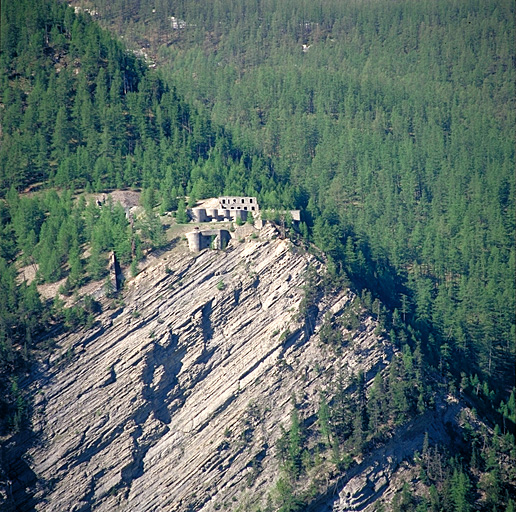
[52,106,71,159]
[88,242,105,281]
[367,372,386,433]
[175,198,189,224]
[317,393,332,448]
[450,468,472,512]
[37,241,62,283]
[288,405,303,479]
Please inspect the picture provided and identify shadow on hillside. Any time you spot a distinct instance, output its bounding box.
[3,420,41,511]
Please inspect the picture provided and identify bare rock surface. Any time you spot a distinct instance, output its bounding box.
[11,225,454,511]
[315,399,462,512]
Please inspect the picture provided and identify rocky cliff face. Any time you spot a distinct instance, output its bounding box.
[8,224,459,511]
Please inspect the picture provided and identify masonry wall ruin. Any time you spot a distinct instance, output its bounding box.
[189,196,259,224]
[185,228,231,252]
[218,197,258,212]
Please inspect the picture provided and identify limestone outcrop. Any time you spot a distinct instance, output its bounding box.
[7,225,458,511]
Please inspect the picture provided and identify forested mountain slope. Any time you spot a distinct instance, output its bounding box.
[0,0,514,510]
[0,0,238,193]
[73,0,515,394]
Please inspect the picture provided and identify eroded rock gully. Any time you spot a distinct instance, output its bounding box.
[13,226,413,511]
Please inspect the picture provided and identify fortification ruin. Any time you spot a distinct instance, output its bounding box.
[184,197,305,252]
[108,251,123,291]
[190,196,259,224]
[185,228,231,252]
[218,196,258,211]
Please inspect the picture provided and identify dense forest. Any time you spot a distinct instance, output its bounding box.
[72,0,515,393]
[0,0,514,510]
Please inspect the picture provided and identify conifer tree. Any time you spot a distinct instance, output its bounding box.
[67,244,83,288]
[175,198,189,224]
[317,393,332,448]
[88,242,105,281]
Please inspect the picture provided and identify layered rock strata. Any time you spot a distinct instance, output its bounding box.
[16,225,399,511]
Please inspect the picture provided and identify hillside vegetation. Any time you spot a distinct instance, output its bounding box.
[70,0,515,394]
[0,0,514,510]
[69,0,514,401]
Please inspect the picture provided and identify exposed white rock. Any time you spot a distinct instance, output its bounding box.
[12,226,433,511]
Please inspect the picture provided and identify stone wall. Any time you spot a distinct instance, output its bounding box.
[189,197,260,224]
[186,228,231,252]
[189,197,259,224]
[218,196,258,212]
[190,207,248,223]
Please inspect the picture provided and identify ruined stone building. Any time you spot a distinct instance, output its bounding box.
[190,196,259,224]
[218,197,258,212]
[108,251,123,291]
[185,228,231,252]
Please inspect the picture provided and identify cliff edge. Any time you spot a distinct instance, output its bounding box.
[8,224,462,511]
